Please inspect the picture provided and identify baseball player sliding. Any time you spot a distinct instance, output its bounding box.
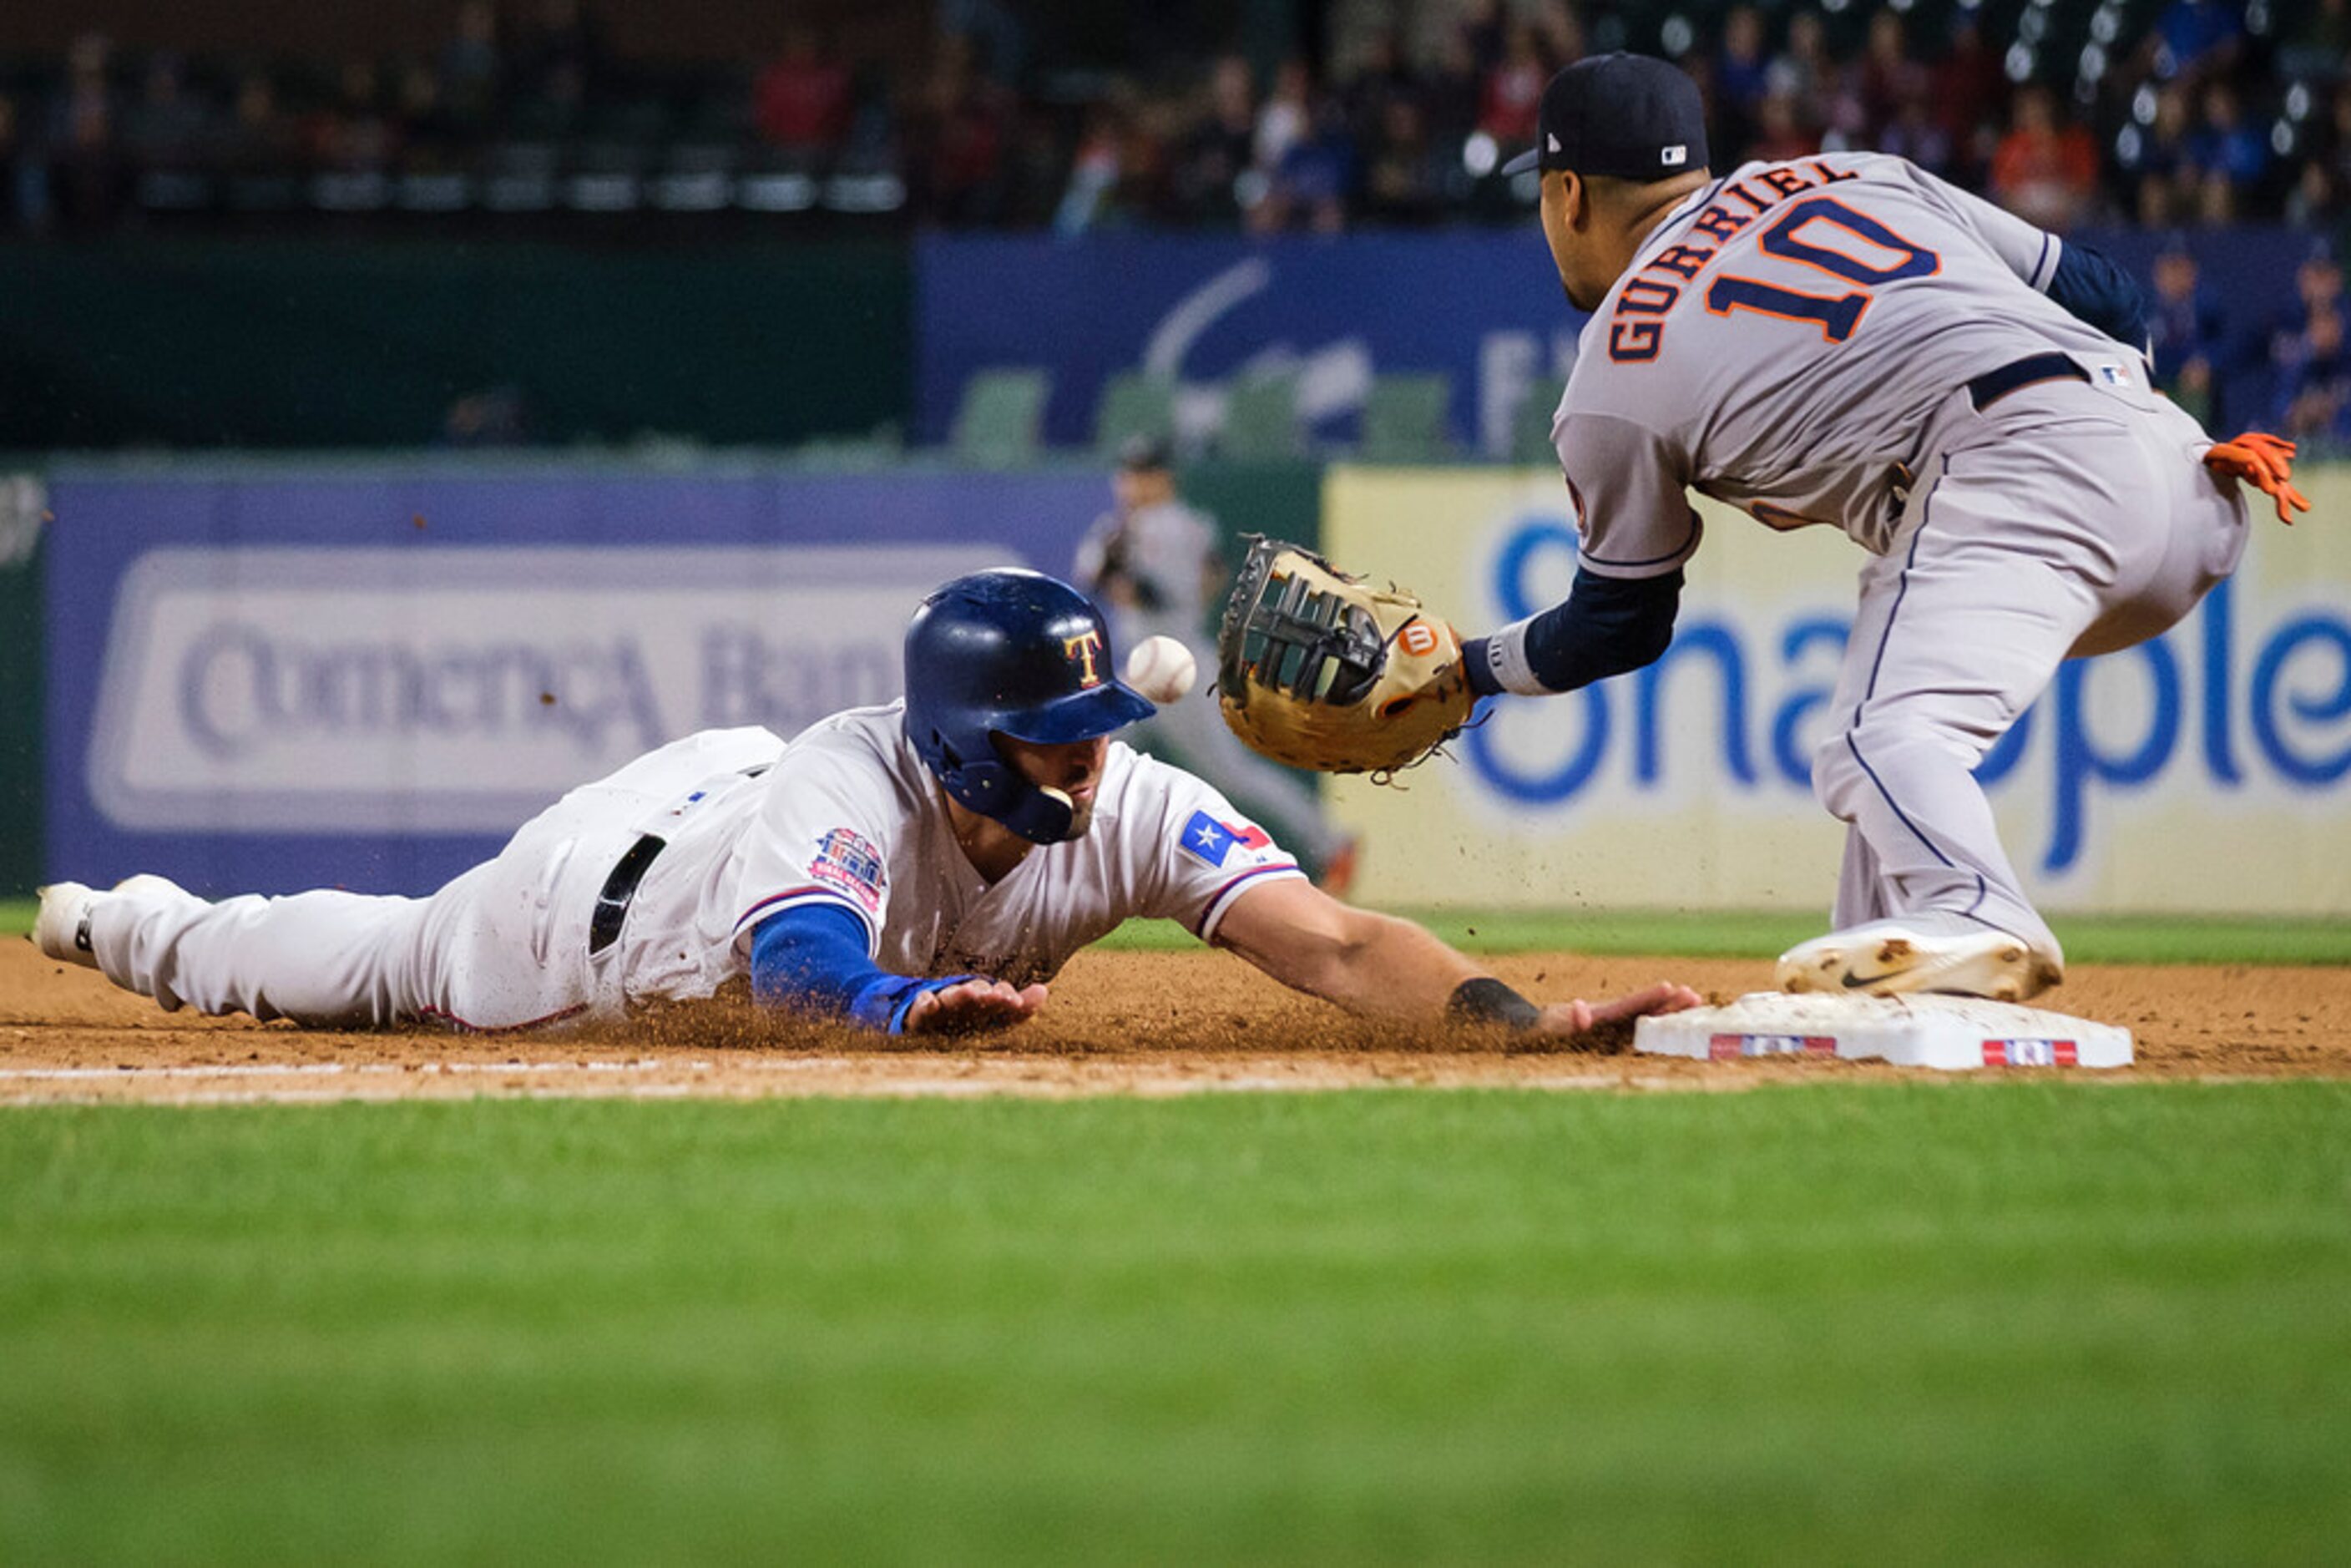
[1217,53,2308,1004]
[33,570,1698,1040]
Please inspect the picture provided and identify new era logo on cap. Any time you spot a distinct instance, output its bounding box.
[1500,52,1710,181]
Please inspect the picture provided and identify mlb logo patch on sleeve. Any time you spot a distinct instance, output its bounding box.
[807,827,887,911]
[1178,810,1271,867]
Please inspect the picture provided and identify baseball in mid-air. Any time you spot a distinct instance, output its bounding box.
[1123,635,1196,705]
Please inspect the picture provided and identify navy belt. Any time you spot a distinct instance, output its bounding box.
[585,761,771,956]
[588,834,665,955]
[1966,352,2088,412]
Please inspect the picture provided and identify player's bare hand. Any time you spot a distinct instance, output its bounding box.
[1534,981,1704,1039]
[902,979,1049,1035]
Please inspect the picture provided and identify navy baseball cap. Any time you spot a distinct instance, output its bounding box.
[1115,433,1173,473]
[1500,53,1710,180]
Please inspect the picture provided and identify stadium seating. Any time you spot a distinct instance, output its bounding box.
[1091,371,1177,459]
[1218,372,1303,460]
[1360,374,1454,463]
[951,367,1050,468]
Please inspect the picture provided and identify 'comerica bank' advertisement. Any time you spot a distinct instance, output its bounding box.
[45,463,1102,896]
[1326,466,2351,917]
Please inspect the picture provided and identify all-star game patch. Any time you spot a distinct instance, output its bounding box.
[1177,809,1272,868]
[807,827,887,912]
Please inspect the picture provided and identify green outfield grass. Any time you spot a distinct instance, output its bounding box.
[3,1085,2347,1564]
[1098,908,2351,965]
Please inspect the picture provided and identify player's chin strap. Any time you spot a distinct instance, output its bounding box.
[938,758,1078,844]
[2204,432,2311,525]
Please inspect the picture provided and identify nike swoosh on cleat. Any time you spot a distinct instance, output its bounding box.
[1841,969,1908,989]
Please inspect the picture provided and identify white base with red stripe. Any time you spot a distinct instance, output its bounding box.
[1635,992,2133,1071]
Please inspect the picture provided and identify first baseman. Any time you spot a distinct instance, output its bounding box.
[35,570,1696,1039]
[1459,53,2306,1001]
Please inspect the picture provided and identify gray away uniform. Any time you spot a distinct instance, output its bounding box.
[1504,151,2247,962]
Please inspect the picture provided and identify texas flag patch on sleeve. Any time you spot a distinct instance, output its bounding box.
[806,827,887,912]
[1178,809,1272,867]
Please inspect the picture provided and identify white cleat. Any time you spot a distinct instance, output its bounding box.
[32,875,199,971]
[1777,914,2061,1004]
[32,882,102,969]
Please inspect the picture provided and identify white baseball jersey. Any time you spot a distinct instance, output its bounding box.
[639,702,1304,994]
[82,704,1306,1031]
[1554,150,2146,571]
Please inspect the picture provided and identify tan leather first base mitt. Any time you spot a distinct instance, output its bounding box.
[1214,536,1474,776]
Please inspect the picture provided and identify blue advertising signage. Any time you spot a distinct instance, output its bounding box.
[45,461,1105,897]
[917,231,1584,454]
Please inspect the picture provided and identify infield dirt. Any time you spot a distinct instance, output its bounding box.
[6,938,2348,1105]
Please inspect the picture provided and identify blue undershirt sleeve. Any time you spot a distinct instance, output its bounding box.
[1463,565,1683,696]
[2044,240,2151,354]
[748,902,978,1034]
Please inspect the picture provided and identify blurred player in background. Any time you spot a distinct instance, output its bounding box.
[1076,436,1359,892]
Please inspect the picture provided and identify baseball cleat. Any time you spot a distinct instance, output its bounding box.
[32,882,102,969]
[1777,914,2061,1003]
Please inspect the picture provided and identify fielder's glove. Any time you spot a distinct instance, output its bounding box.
[1215,536,1474,776]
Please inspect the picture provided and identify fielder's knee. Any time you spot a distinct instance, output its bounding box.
[1822,714,1992,814]
[1810,731,1865,819]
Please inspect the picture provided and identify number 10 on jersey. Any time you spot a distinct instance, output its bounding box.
[1704,196,1940,344]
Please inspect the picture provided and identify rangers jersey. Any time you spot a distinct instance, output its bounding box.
[614,703,1304,1003]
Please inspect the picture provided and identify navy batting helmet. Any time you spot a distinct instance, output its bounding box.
[903,569,1154,844]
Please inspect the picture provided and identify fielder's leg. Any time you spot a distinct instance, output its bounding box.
[1830,829,1896,929]
[1790,435,2133,997]
[1796,389,2251,994]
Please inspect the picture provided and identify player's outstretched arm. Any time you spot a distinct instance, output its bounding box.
[1209,878,1698,1039]
[1463,564,1683,699]
[750,903,1043,1036]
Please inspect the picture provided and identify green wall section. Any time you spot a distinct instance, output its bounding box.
[0,240,911,450]
[1180,458,1325,636]
[1182,458,1324,558]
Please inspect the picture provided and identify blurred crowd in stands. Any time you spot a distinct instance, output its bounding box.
[4,1,2348,236]
[1,1,2346,441]
[2146,231,2348,444]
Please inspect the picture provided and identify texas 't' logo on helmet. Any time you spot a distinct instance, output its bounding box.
[1063,629,1105,686]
